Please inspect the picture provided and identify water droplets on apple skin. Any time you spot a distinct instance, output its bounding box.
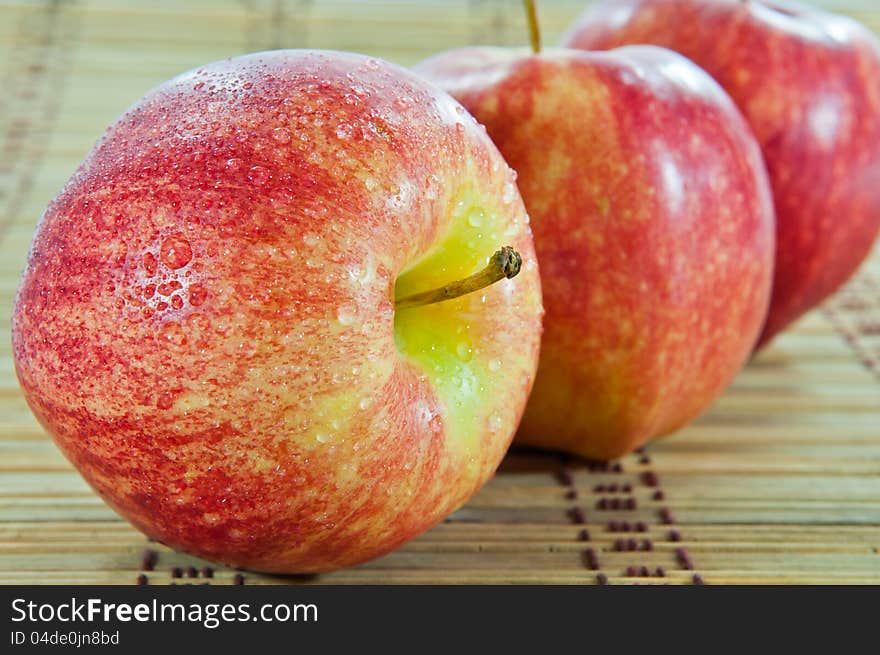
[247,165,270,186]
[160,233,192,269]
[336,303,359,326]
[455,342,473,362]
[502,181,517,205]
[424,174,441,201]
[271,127,291,144]
[393,95,412,112]
[347,253,377,288]
[467,207,485,227]
[488,412,503,434]
[386,180,415,212]
[413,399,442,435]
[117,226,209,321]
[300,231,326,270]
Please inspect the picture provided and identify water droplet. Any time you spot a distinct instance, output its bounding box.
[456,342,473,362]
[358,397,371,411]
[189,284,208,307]
[157,280,183,296]
[468,207,485,227]
[502,181,517,204]
[160,234,192,269]
[161,323,187,347]
[488,359,502,372]
[364,176,377,191]
[413,400,435,428]
[248,165,269,186]
[386,181,414,210]
[225,157,242,171]
[425,174,440,200]
[336,304,357,326]
[302,232,320,247]
[143,252,158,277]
[272,127,291,144]
[315,432,331,443]
[488,412,503,433]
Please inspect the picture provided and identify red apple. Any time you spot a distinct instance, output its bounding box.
[563,0,880,347]
[416,45,774,459]
[11,50,543,573]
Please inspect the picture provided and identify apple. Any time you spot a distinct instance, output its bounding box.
[416,41,774,459]
[11,50,543,573]
[563,0,880,347]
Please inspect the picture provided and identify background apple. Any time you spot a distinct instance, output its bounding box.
[563,0,880,347]
[417,45,775,460]
[11,50,543,573]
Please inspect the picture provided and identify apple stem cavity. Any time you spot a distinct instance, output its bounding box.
[524,0,542,54]
[395,246,522,310]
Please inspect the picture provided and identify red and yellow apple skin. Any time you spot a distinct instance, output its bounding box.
[563,0,880,348]
[417,46,774,459]
[11,51,542,573]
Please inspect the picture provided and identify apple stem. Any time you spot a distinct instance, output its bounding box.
[524,0,542,54]
[395,246,522,310]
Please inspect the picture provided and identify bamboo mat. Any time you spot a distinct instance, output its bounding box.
[0,0,878,585]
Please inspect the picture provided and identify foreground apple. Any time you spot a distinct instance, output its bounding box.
[563,0,880,347]
[417,43,774,459]
[11,50,543,573]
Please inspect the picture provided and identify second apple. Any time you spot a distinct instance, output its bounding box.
[417,44,775,459]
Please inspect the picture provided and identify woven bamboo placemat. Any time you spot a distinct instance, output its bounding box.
[0,0,878,585]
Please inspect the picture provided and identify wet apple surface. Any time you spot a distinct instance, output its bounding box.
[11,50,543,573]
[418,45,775,459]
[564,0,880,347]
[394,186,532,458]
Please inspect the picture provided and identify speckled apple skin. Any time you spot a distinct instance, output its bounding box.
[417,46,774,459]
[563,0,880,347]
[11,51,542,573]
